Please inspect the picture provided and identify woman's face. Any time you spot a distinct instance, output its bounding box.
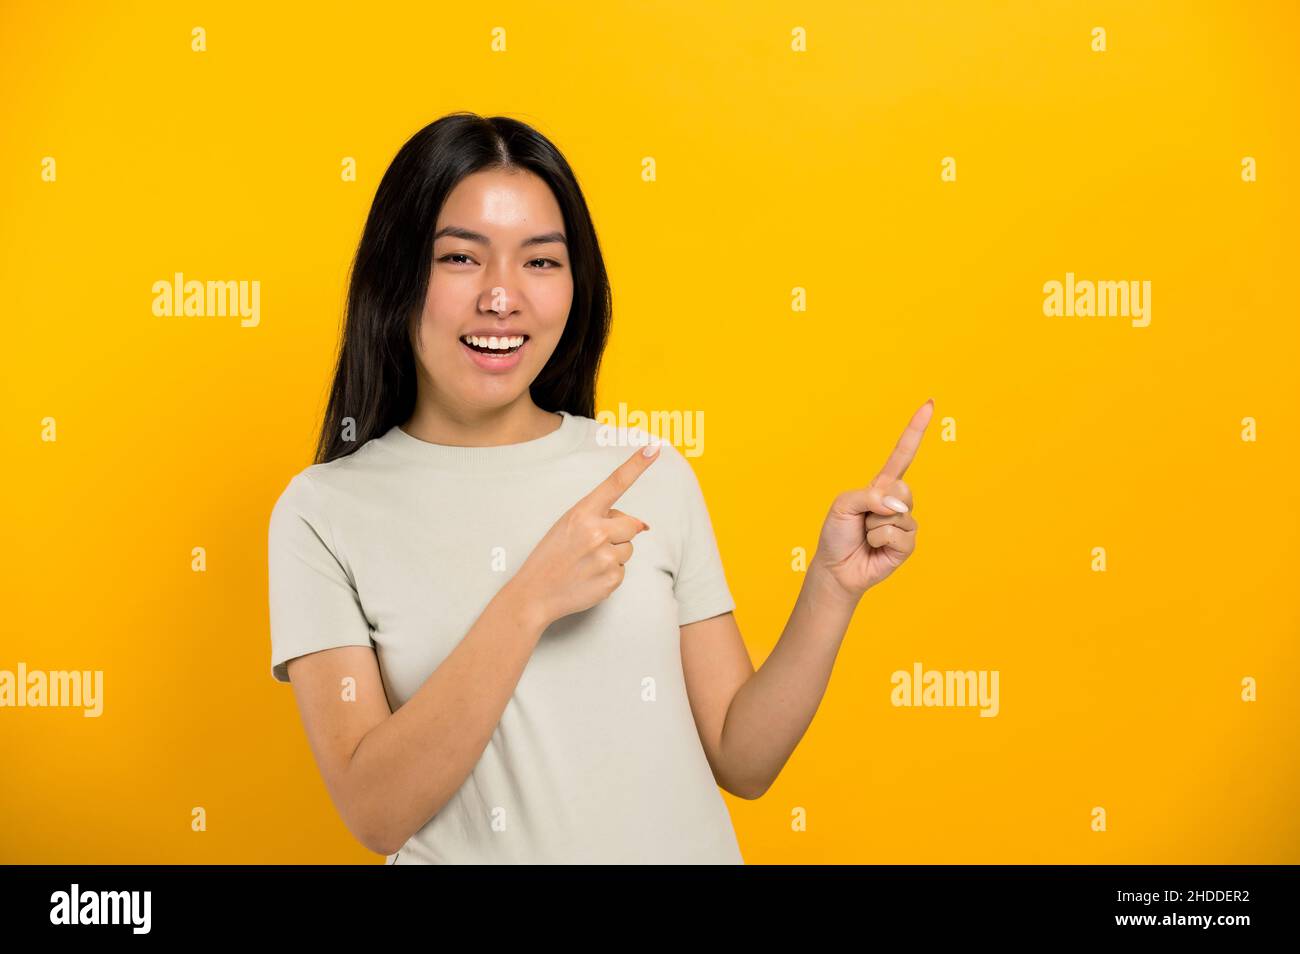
[412,167,573,412]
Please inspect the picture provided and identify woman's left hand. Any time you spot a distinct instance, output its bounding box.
[812,398,935,602]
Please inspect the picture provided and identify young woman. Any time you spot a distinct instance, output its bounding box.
[267,112,933,864]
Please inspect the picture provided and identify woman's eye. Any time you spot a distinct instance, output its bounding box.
[439,254,561,269]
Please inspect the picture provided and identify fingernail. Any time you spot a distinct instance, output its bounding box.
[883,495,909,513]
[642,440,660,458]
[641,521,651,531]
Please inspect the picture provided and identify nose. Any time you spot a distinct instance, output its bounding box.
[479,282,516,316]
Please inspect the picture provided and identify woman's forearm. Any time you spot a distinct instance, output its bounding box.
[344,575,549,856]
[717,562,861,799]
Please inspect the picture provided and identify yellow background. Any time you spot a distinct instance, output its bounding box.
[2,0,1296,863]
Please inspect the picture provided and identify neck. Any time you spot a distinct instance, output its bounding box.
[401,396,561,448]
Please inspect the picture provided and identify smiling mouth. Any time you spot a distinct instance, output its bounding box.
[459,334,528,355]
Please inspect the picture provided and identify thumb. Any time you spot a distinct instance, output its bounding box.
[832,485,909,517]
[608,507,650,532]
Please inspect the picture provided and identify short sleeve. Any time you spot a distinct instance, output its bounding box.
[267,471,376,683]
[668,447,736,627]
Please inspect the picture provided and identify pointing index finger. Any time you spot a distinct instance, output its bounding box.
[584,436,662,513]
[874,398,935,485]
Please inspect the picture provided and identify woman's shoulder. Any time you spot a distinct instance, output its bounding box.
[269,432,392,518]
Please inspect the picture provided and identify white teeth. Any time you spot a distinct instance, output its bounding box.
[462,335,525,350]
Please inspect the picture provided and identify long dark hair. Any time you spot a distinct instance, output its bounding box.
[313,112,612,465]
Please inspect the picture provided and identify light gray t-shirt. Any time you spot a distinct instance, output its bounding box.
[267,410,744,864]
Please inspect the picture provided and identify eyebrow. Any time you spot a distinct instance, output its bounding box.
[433,226,567,248]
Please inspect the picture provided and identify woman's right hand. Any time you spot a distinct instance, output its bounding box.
[511,438,662,627]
